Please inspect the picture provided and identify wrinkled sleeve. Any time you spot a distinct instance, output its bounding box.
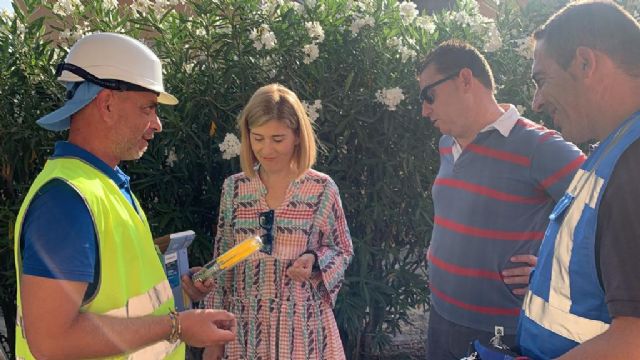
[204,176,235,309]
[313,178,354,307]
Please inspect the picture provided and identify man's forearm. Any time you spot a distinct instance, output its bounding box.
[557,317,640,360]
[29,312,173,360]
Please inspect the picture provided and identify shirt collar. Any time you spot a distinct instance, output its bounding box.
[51,141,130,188]
[478,104,520,137]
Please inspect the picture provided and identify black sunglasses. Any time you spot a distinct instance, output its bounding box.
[259,210,275,255]
[419,72,459,105]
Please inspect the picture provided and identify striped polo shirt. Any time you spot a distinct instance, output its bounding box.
[428,105,585,334]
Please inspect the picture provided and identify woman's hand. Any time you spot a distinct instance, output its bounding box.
[286,253,316,282]
[182,266,214,302]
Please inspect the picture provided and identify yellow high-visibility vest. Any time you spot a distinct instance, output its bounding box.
[14,157,185,359]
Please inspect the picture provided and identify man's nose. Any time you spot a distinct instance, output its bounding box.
[531,89,544,113]
[152,114,163,133]
[421,101,433,118]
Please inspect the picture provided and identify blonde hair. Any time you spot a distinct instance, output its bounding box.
[238,83,317,178]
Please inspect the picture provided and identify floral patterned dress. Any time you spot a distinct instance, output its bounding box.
[205,169,353,360]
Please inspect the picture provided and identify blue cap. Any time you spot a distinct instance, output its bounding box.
[36,82,104,131]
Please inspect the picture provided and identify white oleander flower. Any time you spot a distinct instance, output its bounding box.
[454,11,473,26]
[220,133,241,160]
[398,1,418,25]
[398,44,416,62]
[103,0,119,10]
[303,43,319,64]
[16,21,25,36]
[305,21,325,44]
[387,37,401,48]
[375,87,405,111]
[387,37,416,63]
[250,24,277,50]
[416,16,436,34]
[350,15,374,35]
[302,100,322,122]
[53,0,84,16]
[165,147,178,167]
[468,14,491,35]
[59,23,91,47]
[0,9,12,22]
[483,21,502,52]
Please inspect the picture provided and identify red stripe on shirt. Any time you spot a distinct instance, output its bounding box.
[440,146,453,155]
[428,250,502,281]
[434,216,544,241]
[466,144,531,167]
[540,155,586,189]
[430,283,521,316]
[515,118,564,144]
[434,178,548,204]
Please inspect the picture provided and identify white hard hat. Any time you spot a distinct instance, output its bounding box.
[57,32,178,105]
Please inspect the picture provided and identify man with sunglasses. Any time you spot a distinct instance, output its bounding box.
[418,40,585,359]
[14,33,236,359]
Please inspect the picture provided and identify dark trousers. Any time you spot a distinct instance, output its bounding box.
[425,308,517,360]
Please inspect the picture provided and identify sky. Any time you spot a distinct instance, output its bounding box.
[0,0,12,13]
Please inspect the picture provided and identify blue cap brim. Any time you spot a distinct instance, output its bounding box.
[36,82,104,131]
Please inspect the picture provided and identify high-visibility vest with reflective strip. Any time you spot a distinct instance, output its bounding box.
[518,115,640,359]
[14,157,185,360]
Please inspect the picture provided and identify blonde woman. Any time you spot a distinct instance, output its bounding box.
[203,84,353,359]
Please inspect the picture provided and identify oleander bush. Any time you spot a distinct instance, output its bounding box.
[3,0,635,358]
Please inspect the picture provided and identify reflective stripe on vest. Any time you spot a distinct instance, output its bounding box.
[522,169,609,344]
[523,291,609,343]
[106,280,173,318]
[549,169,604,312]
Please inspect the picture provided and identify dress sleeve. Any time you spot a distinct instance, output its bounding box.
[204,176,235,309]
[313,178,354,307]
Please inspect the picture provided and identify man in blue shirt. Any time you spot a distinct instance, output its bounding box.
[16,32,235,359]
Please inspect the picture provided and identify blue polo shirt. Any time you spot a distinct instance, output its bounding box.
[21,142,139,294]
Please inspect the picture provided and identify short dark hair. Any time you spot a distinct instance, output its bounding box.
[417,40,495,91]
[534,1,640,76]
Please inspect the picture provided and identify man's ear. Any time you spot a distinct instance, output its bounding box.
[574,46,597,79]
[459,68,474,92]
[94,89,115,123]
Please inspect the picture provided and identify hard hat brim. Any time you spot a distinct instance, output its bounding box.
[159,91,178,105]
